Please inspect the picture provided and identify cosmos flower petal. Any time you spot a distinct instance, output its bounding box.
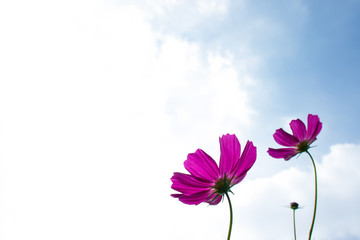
[171,134,256,205]
[219,134,241,177]
[306,114,322,142]
[171,190,214,205]
[269,114,322,161]
[206,193,223,205]
[184,149,220,181]
[232,141,256,180]
[273,128,299,146]
[290,119,307,141]
[231,172,247,186]
[267,147,299,161]
[171,172,213,195]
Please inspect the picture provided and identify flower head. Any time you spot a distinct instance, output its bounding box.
[268,114,322,160]
[290,202,299,210]
[171,134,257,205]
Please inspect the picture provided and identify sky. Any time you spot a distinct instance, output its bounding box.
[0,0,360,239]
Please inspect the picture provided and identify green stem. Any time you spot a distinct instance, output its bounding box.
[225,192,233,240]
[293,209,297,240]
[306,151,318,240]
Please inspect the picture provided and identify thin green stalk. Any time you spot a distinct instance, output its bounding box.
[293,209,297,240]
[225,192,233,240]
[306,151,318,240]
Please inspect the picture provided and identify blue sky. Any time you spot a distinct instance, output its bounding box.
[145,0,360,146]
[1,0,360,239]
[201,0,358,140]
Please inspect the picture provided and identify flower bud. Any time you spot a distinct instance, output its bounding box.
[290,202,299,210]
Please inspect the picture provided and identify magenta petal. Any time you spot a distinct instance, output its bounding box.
[232,172,247,186]
[206,193,222,205]
[171,134,258,206]
[184,149,220,181]
[232,141,256,180]
[267,147,298,160]
[171,190,213,205]
[306,114,322,142]
[219,134,241,177]
[290,119,307,141]
[171,172,212,195]
[273,128,299,146]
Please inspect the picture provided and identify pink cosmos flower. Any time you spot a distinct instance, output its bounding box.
[268,114,322,160]
[171,134,257,205]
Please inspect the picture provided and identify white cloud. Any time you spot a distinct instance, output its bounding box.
[3,1,357,240]
[0,0,256,239]
[118,0,229,19]
[229,143,360,240]
[316,143,360,239]
[197,0,229,15]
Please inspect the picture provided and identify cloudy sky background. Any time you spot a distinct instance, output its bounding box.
[1,0,360,239]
